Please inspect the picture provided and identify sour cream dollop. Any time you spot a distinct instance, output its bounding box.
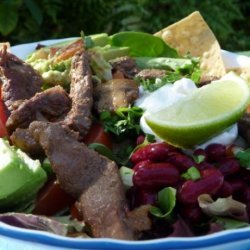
[135,78,238,148]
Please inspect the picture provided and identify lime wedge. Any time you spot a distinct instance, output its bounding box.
[145,72,250,148]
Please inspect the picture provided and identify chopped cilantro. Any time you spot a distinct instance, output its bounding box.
[100,106,144,138]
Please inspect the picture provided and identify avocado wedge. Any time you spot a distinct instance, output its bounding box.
[0,139,47,210]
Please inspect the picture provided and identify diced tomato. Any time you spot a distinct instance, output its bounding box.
[0,99,7,125]
[33,177,75,216]
[0,120,7,138]
[70,202,83,221]
[84,123,112,149]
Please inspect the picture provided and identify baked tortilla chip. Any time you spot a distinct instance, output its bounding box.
[229,67,250,83]
[0,42,10,51]
[155,11,226,81]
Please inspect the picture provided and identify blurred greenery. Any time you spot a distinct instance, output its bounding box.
[0,0,249,52]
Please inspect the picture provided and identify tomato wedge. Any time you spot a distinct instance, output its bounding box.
[84,123,112,149]
[33,177,75,216]
[70,203,83,221]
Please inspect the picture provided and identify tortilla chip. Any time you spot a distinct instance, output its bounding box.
[0,42,10,51]
[228,67,250,83]
[155,11,226,81]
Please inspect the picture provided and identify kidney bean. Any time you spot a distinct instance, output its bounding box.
[215,181,233,198]
[130,142,176,164]
[239,168,250,184]
[178,168,224,205]
[136,135,145,145]
[196,162,214,171]
[133,162,180,189]
[133,160,151,172]
[193,148,207,161]
[239,187,250,203]
[179,205,204,225]
[218,158,240,177]
[126,187,157,209]
[229,178,247,195]
[167,152,195,172]
[205,143,226,162]
[238,187,250,220]
[136,188,157,207]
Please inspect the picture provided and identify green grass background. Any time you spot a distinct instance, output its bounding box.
[0,0,249,52]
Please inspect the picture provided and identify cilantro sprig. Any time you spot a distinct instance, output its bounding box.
[100,106,144,138]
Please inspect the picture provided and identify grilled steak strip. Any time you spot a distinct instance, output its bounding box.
[0,47,42,114]
[110,56,139,79]
[10,128,43,157]
[29,121,134,240]
[64,51,93,137]
[6,86,71,135]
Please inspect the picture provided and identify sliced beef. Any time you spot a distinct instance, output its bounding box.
[94,79,139,113]
[10,128,43,157]
[135,69,166,80]
[29,121,134,240]
[127,205,152,233]
[110,56,139,79]
[64,51,93,137]
[6,86,71,135]
[0,47,42,114]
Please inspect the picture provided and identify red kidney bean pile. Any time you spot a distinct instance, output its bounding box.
[127,141,250,238]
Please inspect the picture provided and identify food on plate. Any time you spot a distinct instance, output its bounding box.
[0,45,42,114]
[145,73,249,148]
[0,11,250,241]
[155,11,226,81]
[230,67,250,82]
[0,138,46,209]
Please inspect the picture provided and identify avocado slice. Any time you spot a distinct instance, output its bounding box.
[0,139,47,210]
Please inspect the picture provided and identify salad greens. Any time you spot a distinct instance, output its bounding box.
[110,31,179,58]
[0,213,87,236]
[2,10,250,241]
[181,167,201,181]
[100,106,144,138]
[137,57,201,92]
[198,194,248,222]
[119,166,134,189]
[88,143,117,162]
[214,217,249,230]
[150,187,176,220]
[235,149,250,169]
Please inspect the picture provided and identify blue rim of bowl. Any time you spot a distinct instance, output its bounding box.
[0,222,250,249]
